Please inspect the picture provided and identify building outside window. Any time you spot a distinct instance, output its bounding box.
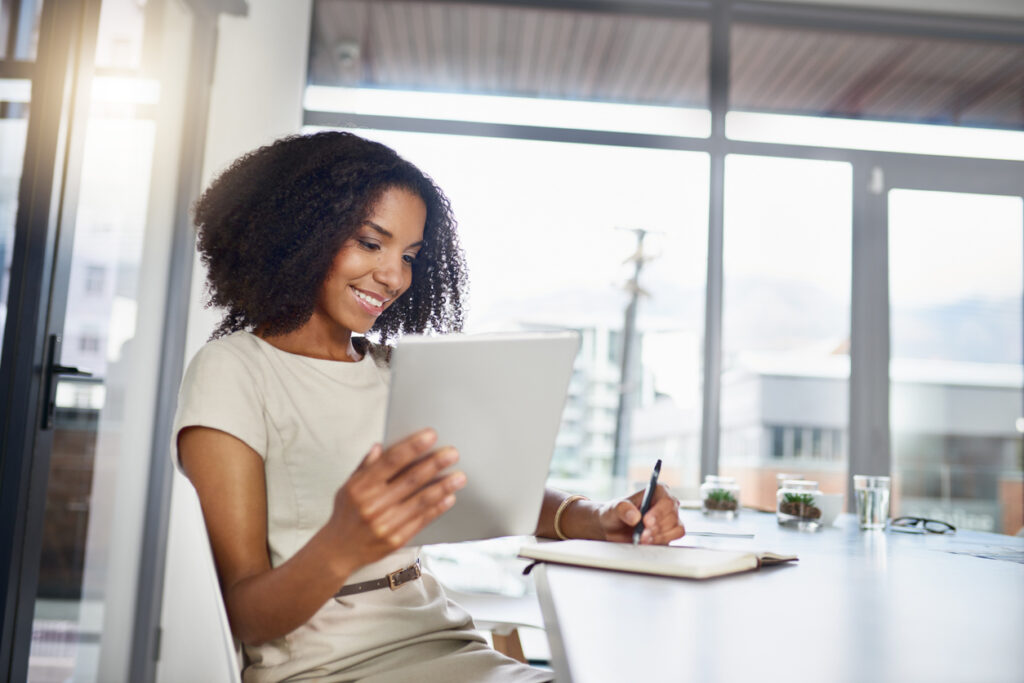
[84,265,106,295]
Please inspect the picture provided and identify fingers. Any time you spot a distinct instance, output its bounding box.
[614,500,641,527]
[639,488,684,544]
[350,430,446,511]
[361,442,383,466]
[383,446,460,507]
[361,444,458,517]
[359,428,438,479]
[367,470,466,547]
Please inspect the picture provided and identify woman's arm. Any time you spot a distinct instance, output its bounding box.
[534,486,684,545]
[179,426,465,646]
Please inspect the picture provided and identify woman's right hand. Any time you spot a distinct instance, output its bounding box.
[327,428,466,573]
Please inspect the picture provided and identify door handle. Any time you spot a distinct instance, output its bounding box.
[42,333,93,430]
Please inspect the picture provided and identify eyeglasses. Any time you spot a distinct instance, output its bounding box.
[889,516,956,534]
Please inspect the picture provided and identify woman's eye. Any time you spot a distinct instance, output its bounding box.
[403,254,417,265]
[358,239,380,251]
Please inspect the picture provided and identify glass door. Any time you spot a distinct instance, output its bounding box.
[0,2,43,362]
[1,1,101,680]
[888,187,1023,534]
[2,0,206,680]
[29,100,161,683]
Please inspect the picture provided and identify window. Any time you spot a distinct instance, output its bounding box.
[84,265,105,294]
[719,155,852,511]
[1,0,44,60]
[301,0,1024,548]
[77,333,100,353]
[22,0,175,678]
[0,80,30,365]
[309,124,709,500]
[771,426,784,458]
[889,189,1023,533]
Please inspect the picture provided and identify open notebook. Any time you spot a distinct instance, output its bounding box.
[519,540,797,580]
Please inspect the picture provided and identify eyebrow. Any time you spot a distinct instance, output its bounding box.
[363,220,424,248]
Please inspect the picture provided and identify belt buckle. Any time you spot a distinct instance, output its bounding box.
[387,561,421,590]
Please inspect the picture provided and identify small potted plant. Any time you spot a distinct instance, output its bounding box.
[705,489,739,512]
[777,480,823,531]
[700,475,740,519]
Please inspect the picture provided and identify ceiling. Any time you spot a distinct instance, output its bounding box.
[308,0,1024,129]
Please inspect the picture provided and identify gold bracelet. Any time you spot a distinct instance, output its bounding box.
[554,494,588,540]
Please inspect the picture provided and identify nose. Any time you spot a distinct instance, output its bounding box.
[372,251,405,295]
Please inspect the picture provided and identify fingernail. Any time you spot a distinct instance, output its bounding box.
[450,472,467,488]
[418,429,436,446]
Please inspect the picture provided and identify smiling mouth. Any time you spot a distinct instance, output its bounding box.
[351,286,390,314]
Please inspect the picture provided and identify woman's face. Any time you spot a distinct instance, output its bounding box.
[316,186,426,335]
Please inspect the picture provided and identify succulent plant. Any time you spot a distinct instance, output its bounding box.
[782,492,816,506]
[779,492,822,521]
[706,488,737,504]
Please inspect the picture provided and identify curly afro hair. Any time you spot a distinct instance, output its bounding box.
[194,131,467,343]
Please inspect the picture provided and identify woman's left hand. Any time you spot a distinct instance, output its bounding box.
[596,484,684,545]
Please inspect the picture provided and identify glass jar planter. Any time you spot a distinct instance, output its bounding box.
[775,472,804,489]
[777,480,823,531]
[700,475,740,519]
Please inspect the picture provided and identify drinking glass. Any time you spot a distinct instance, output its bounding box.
[853,475,890,530]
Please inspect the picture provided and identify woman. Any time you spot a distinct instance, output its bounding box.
[175,131,684,682]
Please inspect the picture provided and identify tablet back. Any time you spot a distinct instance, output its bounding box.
[384,331,581,545]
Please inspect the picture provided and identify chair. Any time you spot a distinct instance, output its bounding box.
[156,470,242,683]
[156,473,546,680]
[422,543,549,665]
[440,585,548,665]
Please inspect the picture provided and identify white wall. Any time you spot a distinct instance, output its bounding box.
[184,0,314,360]
[157,2,312,681]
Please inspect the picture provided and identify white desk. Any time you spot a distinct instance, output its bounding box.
[532,511,1024,683]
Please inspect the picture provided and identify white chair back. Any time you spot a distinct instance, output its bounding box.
[156,470,242,683]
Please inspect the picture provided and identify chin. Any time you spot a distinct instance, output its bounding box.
[354,314,383,336]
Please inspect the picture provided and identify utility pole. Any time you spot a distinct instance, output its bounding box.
[611,228,654,484]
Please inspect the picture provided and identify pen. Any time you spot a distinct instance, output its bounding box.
[632,459,662,546]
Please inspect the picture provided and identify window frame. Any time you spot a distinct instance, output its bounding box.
[301,0,1024,499]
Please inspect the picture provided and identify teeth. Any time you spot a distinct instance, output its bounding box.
[353,288,386,307]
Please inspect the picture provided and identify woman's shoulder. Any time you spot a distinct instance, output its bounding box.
[182,332,270,385]
[191,330,262,363]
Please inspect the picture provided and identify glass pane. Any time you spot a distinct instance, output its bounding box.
[2,0,45,60]
[27,2,160,679]
[0,79,30,364]
[306,124,709,502]
[308,0,709,109]
[720,155,852,512]
[28,113,158,683]
[889,189,1023,534]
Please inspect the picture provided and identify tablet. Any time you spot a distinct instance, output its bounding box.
[383,331,581,546]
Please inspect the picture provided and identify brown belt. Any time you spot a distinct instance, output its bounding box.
[334,560,421,598]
